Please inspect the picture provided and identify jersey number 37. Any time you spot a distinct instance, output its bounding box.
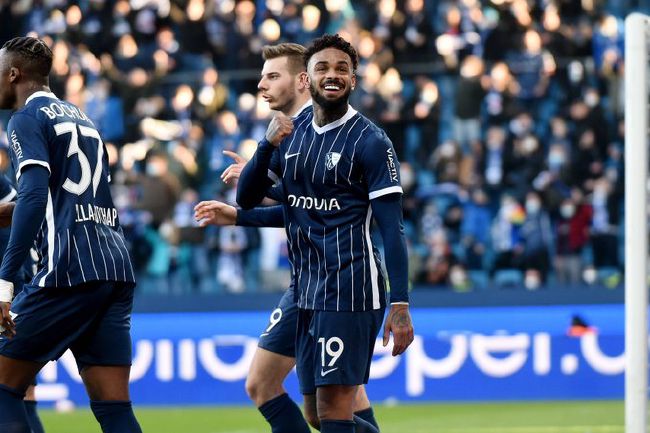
[54,121,105,197]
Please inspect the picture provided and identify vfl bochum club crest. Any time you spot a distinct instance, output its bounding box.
[325,152,341,170]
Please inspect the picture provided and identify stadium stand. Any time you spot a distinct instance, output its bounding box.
[0,0,641,295]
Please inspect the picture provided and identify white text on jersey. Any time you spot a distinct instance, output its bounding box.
[288,195,341,211]
[40,103,91,122]
[75,203,118,227]
[386,148,398,183]
[10,131,23,159]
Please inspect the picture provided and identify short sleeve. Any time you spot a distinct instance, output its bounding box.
[7,113,50,180]
[356,128,403,199]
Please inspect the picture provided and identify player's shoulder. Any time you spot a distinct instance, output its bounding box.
[10,92,55,129]
[355,112,391,147]
[19,91,94,127]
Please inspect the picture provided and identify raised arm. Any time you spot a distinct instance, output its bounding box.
[237,113,293,209]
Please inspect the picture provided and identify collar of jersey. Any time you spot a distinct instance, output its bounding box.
[25,91,58,105]
[291,99,313,118]
[311,105,358,135]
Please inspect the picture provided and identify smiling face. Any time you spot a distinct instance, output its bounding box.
[306,47,356,110]
[257,56,302,114]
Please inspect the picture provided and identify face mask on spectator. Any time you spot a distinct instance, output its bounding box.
[524,272,541,290]
[585,91,599,108]
[568,61,584,83]
[560,204,575,219]
[522,137,538,154]
[146,162,163,177]
[526,199,541,215]
[548,150,566,169]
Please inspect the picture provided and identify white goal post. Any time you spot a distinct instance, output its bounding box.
[625,12,649,433]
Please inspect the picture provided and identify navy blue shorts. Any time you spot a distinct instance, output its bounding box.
[258,287,298,358]
[296,308,385,395]
[0,280,135,372]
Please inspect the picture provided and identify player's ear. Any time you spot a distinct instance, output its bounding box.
[8,67,19,84]
[298,72,309,90]
[351,73,356,91]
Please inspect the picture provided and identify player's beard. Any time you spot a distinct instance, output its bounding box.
[309,82,351,111]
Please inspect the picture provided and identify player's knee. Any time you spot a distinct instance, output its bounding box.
[244,375,260,402]
[317,386,356,421]
[245,375,282,406]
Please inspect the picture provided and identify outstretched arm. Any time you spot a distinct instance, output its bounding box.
[195,201,284,228]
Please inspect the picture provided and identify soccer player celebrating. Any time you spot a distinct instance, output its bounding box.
[0,37,141,433]
[237,34,414,433]
[197,42,381,433]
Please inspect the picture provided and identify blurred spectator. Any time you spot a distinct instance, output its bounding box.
[555,192,593,285]
[491,195,525,274]
[0,0,634,293]
[461,189,491,270]
[419,229,458,287]
[520,191,553,283]
[453,55,488,153]
[506,30,556,112]
[484,62,519,126]
[590,177,620,269]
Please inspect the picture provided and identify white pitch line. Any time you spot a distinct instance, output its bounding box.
[435,426,623,433]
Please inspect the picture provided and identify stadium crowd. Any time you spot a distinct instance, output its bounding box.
[0,0,642,293]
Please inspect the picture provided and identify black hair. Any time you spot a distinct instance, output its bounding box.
[303,34,359,72]
[2,36,53,77]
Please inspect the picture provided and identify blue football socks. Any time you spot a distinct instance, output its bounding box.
[90,400,142,433]
[258,393,311,433]
[321,419,356,433]
[0,384,30,433]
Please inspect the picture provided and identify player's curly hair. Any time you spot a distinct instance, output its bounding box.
[2,36,53,78]
[303,34,359,72]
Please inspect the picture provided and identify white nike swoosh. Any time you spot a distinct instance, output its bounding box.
[321,367,338,377]
[285,152,301,160]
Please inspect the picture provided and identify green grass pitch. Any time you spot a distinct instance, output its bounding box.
[39,400,626,433]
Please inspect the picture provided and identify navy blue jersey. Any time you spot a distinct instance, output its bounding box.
[6,91,134,287]
[269,106,402,312]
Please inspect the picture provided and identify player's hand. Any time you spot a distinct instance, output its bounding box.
[0,302,16,338]
[194,200,237,226]
[221,150,248,184]
[265,113,293,146]
[0,202,16,228]
[383,304,414,356]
